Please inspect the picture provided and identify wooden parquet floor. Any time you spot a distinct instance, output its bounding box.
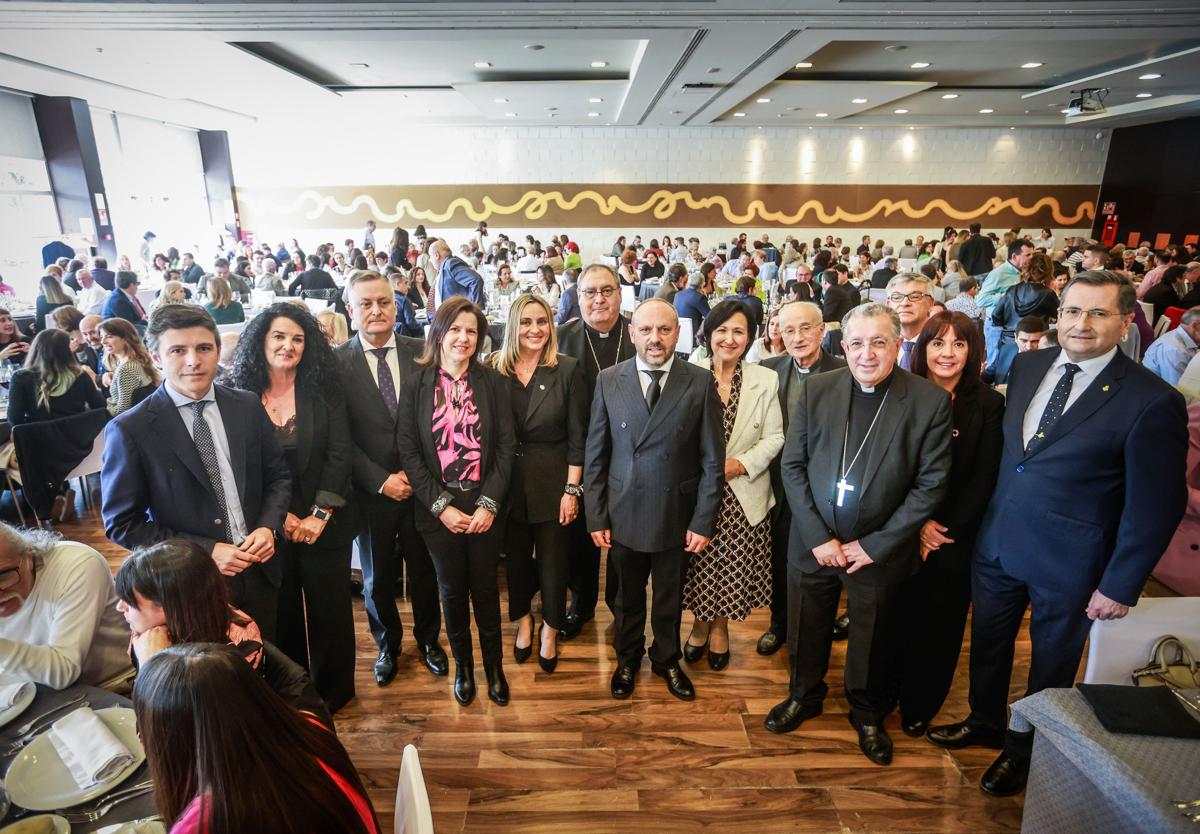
[56,498,1033,834]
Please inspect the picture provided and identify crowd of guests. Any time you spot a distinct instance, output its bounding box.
[0,219,1195,831]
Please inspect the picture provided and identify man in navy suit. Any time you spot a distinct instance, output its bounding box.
[928,270,1188,796]
[101,305,292,640]
[90,256,116,291]
[102,271,147,328]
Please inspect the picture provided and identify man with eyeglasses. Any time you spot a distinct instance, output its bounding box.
[0,524,131,690]
[929,270,1188,798]
[885,273,935,371]
[556,264,637,637]
[756,302,846,657]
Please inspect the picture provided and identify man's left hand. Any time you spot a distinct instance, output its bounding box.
[241,527,276,562]
[843,540,875,574]
[1086,589,1130,621]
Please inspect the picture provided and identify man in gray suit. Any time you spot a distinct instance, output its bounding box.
[584,299,724,702]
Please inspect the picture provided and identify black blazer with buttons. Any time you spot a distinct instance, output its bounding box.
[282,386,354,546]
[505,354,588,525]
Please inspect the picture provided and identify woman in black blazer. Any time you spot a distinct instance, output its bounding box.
[397,296,515,707]
[7,329,104,425]
[223,302,356,714]
[890,311,1004,737]
[491,294,587,673]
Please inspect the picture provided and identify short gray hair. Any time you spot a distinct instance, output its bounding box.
[0,522,61,572]
[687,270,705,289]
[1182,306,1200,327]
[841,302,901,340]
[886,271,932,293]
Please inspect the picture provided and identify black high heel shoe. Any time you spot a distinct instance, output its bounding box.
[513,621,533,664]
[707,631,730,671]
[683,637,708,664]
[537,623,558,673]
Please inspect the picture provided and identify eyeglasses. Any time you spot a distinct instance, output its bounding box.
[580,287,618,299]
[783,324,820,336]
[1059,307,1120,322]
[0,564,22,591]
[888,292,930,303]
[845,337,895,351]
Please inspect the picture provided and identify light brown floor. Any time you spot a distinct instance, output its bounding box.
[58,496,1031,834]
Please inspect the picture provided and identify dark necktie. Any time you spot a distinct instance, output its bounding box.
[372,347,398,419]
[189,401,232,543]
[643,369,665,412]
[899,340,915,371]
[1025,363,1082,454]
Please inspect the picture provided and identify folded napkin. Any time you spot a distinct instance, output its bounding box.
[47,707,136,789]
[1077,683,1200,739]
[96,819,167,834]
[0,680,29,709]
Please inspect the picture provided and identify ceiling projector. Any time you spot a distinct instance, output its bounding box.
[1065,88,1108,117]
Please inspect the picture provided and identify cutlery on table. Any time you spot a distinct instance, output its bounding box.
[0,699,90,755]
[8,692,86,736]
[58,787,155,824]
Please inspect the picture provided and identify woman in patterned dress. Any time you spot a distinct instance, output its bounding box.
[683,299,785,670]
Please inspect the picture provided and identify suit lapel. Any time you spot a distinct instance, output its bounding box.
[525,365,552,423]
[729,366,763,451]
[616,361,651,442]
[214,386,247,503]
[295,392,314,477]
[1025,350,1126,459]
[417,367,438,469]
[1004,348,1058,462]
[148,386,218,502]
[638,359,691,447]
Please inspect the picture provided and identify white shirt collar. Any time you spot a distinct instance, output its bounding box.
[361,332,398,353]
[166,382,216,407]
[1055,345,1118,377]
[635,354,675,376]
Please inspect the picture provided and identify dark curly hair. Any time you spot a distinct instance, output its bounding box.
[223,303,339,397]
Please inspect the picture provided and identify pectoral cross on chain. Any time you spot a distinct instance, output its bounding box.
[836,478,855,508]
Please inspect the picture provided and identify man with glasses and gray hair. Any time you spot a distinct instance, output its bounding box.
[886,272,935,370]
[0,524,131,689]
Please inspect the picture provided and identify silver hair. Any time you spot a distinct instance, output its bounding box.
[0,523,61,572]
[687,270,705,289]
[1181,306,1200,327]
[886,271,933,293]
[841,302,902,340]
[579,262,619,286]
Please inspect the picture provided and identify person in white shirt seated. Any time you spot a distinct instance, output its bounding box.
[516,247,540,274]
[73,269,109,316]
[0,524,133,690]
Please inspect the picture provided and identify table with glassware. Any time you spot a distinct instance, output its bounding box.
[0,682,161,833]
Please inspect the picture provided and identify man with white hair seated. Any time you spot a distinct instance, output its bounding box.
[255,258,285,295]
[0,524,132,689]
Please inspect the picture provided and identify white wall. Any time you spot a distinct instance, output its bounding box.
[0,90,59,297]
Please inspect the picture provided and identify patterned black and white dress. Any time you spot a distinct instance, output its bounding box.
[683,362,773,621]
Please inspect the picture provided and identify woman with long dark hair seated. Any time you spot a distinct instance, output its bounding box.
[133,643,379,834]
[223,303,355,713]
[116,539,331,725]
[396,296,515,706]
[7,328,104,425]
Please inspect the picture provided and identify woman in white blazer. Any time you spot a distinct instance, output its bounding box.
[682,299,785,671]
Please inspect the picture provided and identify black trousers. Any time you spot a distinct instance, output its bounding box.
[227,564,279,645]
[610,541,685,670]
[356,492,441,654]
[505,517,569,630]
[565,509,618,620]
[965,553,1093,736]
[766,507,791,636]
[276,533,356,714]
[887,549,972,725]
[420,491,504,667]
[787,567,902,725]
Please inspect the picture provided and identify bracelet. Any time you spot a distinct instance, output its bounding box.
[475,495,500,515]
[431,492,452,516]
[564,483,584,497]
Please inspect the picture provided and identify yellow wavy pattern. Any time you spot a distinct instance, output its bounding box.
[240,188,1095,226]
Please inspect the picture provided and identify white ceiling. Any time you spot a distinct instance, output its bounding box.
[0,1,1197,131]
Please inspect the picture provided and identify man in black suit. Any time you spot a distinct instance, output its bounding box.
[584,298,724,701]
[287,254,339,296]
[335,271,446,685]
[90,256,116,292]
[101,305,292,639]
[179,252,204,285]
[870,257,898,289]
[756,301,846,657]
[928,271,1188,796]
[556,263,636,637]
[768,303,951,766]
[820,269,856,325]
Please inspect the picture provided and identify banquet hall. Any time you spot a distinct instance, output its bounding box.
[0,2,1199,833]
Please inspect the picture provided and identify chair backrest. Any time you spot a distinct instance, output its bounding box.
[866,287,889,303]
[303,298,331,316]
[136,289,156,309]
[1163,305,1186,331]
[250,289,276,308]
[620,285,637,314]
[1153,315,1172,339]
[65,428,105,480]
[1118,322,1140,360]
[1083,597,1200,685]
[677,316,694,351]
[393,744,434,834]
[1137,299,1154,325]
[301,288,338,302]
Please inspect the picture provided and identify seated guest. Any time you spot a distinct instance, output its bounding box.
[179,252,204,285]
[639,250,666,284]
[0,272,16,297]
[674,268,713,349]
[79,314,105,373]
[90,256,116,291]
[103,270,148,327]
[746,310,785,363]
[870,257,898,289]
[945,275,983,320]
[100,317,160,415]
[1142,264,1187,325]
[150,280,188,315]
[535,265,561,308]
[116,539,330,722]
[73,269,108,315]
[618,248,641,287]
[36,274,72,327]
[1144,305,1200,386]
[388,270,423,338]
[256,259,286,295]
[316,309,348,346]
[555,268,581,325]
[563,242,583,272]
[133,644,379,833]
[732,275,765,335]
[987,258,1058,383]
[0,524,132,689]
[540,245,565,274]
[50,305,96,370]
[655,263,689,305]
[288,254,338,297]
[494,263,520,300]
[820,269,855,324]
[0,308,29,365]
[203,275,245,324]
[7,329,104,426]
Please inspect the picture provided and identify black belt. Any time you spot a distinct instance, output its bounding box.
[444,480,480,491]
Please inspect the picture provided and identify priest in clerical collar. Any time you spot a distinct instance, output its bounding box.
[765,302,952,768]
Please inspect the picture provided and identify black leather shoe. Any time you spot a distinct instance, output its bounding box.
[484,663,509,706]
[707,650,730,671]
[682,639,707,664]
[764,697,822,734]
[421,643,449,676]
[610,664,637,699]
[926,721,1005,750]
[558,611,590,641]
[850,716,893,766]
[453,663,475,705]
[654,664,695,701]
[373,650,397,686]
[980,751,1029,796]
[756,629,784,656]
[902,717,928,738]
[831,613,850,641]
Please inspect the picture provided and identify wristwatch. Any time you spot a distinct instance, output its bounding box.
[564,484,584,498]
[310,506,333,521]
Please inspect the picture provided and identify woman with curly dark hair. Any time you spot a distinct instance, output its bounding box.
[223,302,356,713]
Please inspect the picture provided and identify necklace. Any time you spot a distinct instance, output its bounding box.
[583,321,623,372]
[836,387,890,508]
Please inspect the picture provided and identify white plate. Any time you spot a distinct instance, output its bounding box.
[3,707,145,811]
[97,818,165,834]
[0,684,36,730]
[0,815,70,834]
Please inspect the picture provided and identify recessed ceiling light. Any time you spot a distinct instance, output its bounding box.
[884,44,908,52]
[493,97,508,103]
[756,97,771,103]
[910,62,931,69]
[851,98,868,104]
[524,44,544,51]
[1135,92,1153,98]
[670,110,681,115]
[504,112,517,117]
[979,108,994,114]
[815,112,829,118]
[733,112,746,117]
[795,62,813,68]
[707,67,721,74]
[857,126,864,130]
[1139,73,1162,80]
[591,61,608,68]
[1021,62,1043,69]
[587,112,600,117]
[349,63,369,69]
[786,106,801,111]
[941,93,959,100]
[1060,109,1070,114]
[894,108,909,114]
[545,106,557,111]
[473,61,491,69]
[588,97,603,103]
[908,126,915,131]
[1009,126,1015,130]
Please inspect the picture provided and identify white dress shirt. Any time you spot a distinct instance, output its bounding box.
[1021,346,1118,448]
[634,354,674,399]
[165,383,249,543]
[75,284,108,315]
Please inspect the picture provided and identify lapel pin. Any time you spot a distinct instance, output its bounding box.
[539,384,546,390]
[1102,385,1110,392]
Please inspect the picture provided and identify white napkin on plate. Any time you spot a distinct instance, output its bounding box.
[0,680,28,709]
[46,707,136,788]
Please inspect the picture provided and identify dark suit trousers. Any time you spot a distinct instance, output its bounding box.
[566,508,618,619]
[357,492,441,654]
[227,565,279,645]
[276,535,356,714]
[767,506,791,636]
[965,553,1093,736]
[505,518,569,630]
[787,567,902,725]
[420,490,504,666]
[610,541,685,670]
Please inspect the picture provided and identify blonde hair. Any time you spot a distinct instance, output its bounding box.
[208,275,233,308]
[316,310,348,346]
[491,293,559,376]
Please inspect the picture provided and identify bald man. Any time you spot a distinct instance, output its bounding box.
[584,298,724,702]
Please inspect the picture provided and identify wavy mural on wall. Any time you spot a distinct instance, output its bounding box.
[237,184,1098,230]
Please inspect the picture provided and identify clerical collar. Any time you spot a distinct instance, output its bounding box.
[793,353,821,375]
[586,319,620,338]
[854,372,894,396]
